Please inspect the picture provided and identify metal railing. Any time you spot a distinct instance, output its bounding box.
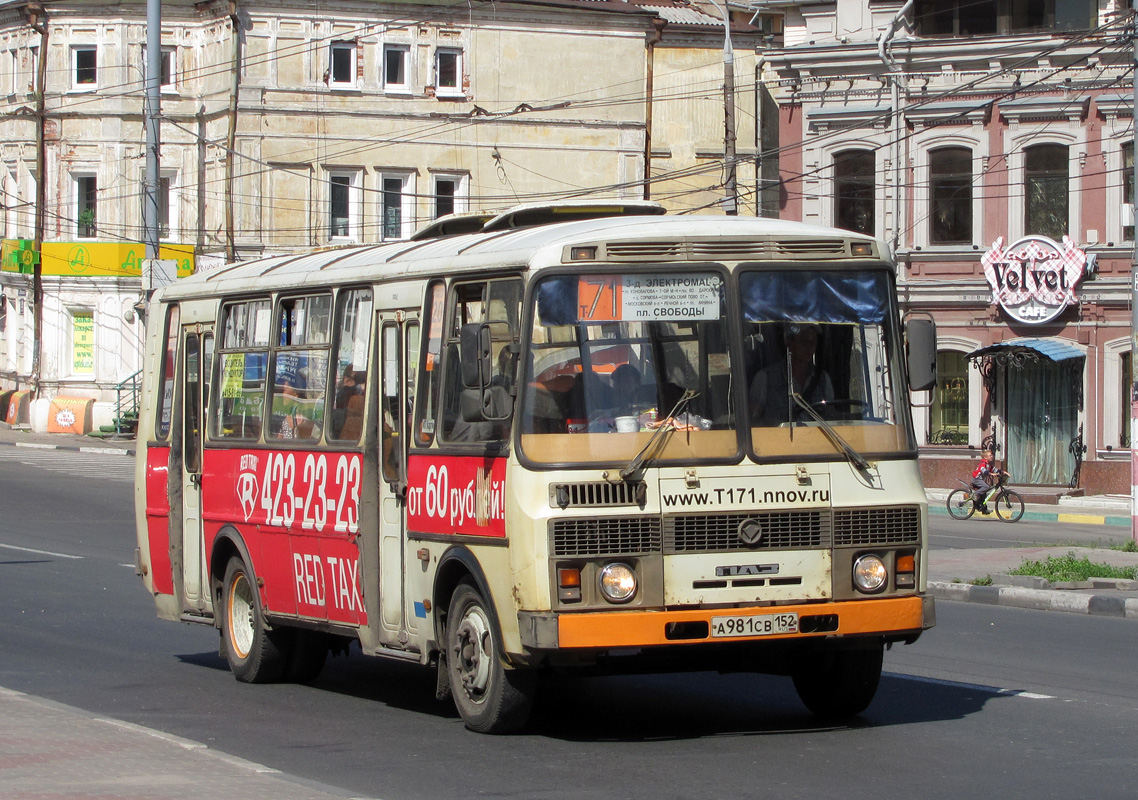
[112,369,142,437]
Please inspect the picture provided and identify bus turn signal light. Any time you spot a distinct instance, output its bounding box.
[558,567,582,603]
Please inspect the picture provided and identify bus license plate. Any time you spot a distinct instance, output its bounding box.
[710,612,799,638]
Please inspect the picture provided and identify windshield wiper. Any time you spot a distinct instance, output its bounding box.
[619,390,698,480]
[789,392,871,472]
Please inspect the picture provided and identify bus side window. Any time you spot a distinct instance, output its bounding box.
[213,299,270,440]
[328,288,372,443]
[156,304,180,440]
[413,281,445,446]
[440,278,522,444]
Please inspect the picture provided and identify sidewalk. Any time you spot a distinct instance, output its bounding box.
[0,687,375,800]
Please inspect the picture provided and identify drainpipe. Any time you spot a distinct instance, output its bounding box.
[225,1,242,262]
[26,2,47,393]
[878,0,913,254]
[644,19,665,201]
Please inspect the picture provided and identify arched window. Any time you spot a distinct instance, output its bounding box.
[834,150,875,235]
[1024,144,1068,240]
[929,147,972,244]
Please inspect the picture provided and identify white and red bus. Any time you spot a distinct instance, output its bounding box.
[134,203,938,733]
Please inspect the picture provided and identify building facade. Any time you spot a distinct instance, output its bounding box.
[0,0,760,424]
[755,0,1133,495]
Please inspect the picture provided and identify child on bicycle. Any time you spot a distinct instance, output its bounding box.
[970,449,1002,511]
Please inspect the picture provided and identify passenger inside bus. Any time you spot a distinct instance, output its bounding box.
[330,367,365,441]
[588,363,644,432]
[750,322,833,425]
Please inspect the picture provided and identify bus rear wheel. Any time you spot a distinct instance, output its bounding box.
[792,644,883,720]
[221,556,288,683]
[445,581,535,734]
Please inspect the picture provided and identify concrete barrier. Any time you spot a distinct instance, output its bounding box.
[5,390,30,425]
[47,396,94,435]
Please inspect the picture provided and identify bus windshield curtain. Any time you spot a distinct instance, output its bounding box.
[740,271,889,324]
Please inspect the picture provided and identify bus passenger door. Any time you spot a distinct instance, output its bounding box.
[378,313,418,645]
[179,324,213,612]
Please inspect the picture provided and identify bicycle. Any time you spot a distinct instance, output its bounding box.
[946,472,1024,522]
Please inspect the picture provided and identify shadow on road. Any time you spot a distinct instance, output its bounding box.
[176,645,1007,740]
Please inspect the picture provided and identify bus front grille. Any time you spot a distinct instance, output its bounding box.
[663,510,830,553]
[833,506,921,546]
[551,517,662,556]
[549,505,920,557]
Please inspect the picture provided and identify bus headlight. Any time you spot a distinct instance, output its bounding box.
[598,562,637,603]
[853,554,888,593]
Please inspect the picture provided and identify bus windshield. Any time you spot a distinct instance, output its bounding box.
[741,268,912,458]
[518,267,913,466]
[519,270,738,466]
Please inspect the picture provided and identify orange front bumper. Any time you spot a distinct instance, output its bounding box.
[556,595,927,649]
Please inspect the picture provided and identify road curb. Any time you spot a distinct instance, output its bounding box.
[928,503,1131,527]
[929,581,1138,619]
[0,438,134,457]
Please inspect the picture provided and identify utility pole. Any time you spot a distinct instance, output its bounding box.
[28,4,46,393]
[707,0,737,215]
[143,0,161,264]
[1131,0,1138,543]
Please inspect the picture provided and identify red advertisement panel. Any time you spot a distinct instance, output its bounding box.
[201,448,366,626]
[407,454,507,538]
[145,446,173,596]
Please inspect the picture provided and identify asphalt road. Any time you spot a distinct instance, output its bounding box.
[1,449,1136,799]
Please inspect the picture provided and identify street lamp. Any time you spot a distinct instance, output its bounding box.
[706,0,738,215]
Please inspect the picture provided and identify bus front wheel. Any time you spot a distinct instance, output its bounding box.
[792,645,883,720]
[221,556,288,683]
[445,581,535,734]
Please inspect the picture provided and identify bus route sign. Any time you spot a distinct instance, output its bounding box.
[577,274,720,323]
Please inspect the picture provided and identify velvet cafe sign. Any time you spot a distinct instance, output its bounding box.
[980,235,1094,325]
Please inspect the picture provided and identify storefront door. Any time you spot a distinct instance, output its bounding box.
[1004,359,1081,485]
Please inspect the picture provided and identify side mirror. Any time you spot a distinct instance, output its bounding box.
[905,317,937,393]
[459,323,492,390]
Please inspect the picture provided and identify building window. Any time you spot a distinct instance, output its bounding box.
[28,46,38,93]
[76,175,97,238]
[72,46,97,89]
[71,310,95,376]
[433,175,464,218]
[143,46,175,89]
[929,351,969,444]
[158,176,171,238]
[1024,143,1068,241]
[914,0,1095,36]
[929,147,973,245]
[381,175,410,239]
[328,172,358,239]
[329,41,356,87]
[1123,351,1132,448]
[383,44,410,92]
[1124,141,1134,242]
[834,150,875,235]
[435,48,463,97]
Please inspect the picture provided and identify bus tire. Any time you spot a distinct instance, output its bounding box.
[445,580,535,734]
[221,556,288,683]
[792,644,883,720]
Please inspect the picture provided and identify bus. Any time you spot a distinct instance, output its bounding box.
[134,202,938,734]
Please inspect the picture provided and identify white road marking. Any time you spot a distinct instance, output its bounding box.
[0,542,83,559]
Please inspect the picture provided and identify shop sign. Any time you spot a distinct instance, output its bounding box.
[980,235,1094,325]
